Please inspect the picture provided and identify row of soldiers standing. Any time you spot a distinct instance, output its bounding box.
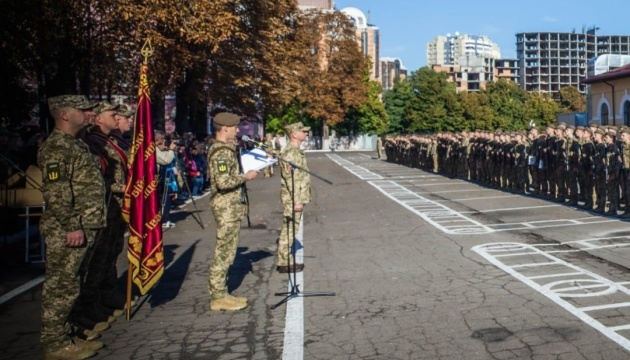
[38,95,136,359]
[383,121,630,218]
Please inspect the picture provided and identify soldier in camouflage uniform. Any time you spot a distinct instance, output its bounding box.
[593,128,608,212]
[605,129,622,215]
[39,95,106,359]
[207,112,259,311]
[81,102,128,323]
[620,128,630,218]
[580,128,596,210]
[262,133,274,178]
[277,121,312,274]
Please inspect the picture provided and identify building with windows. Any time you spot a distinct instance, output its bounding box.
[516,28,630,94]
[495,58,520,83]
[380,57,407,91]
[582,62,630,126]
[427,33,501,66]
[340,7,380,82]
[297,0,333,11]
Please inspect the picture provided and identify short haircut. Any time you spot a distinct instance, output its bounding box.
[213,123,224,133]
[154,130,165,141]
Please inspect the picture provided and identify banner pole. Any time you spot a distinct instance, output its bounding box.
[126,262,133,321]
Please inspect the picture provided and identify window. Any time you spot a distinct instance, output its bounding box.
[601,103,609,125]
[624,101,630,126]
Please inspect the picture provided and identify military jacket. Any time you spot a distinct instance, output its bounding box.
[38,128,106,232]
[85,128,128,215]
[207,140,246,222]
[280,142,311,213]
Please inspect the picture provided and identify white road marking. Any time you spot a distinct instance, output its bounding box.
[283,216,305,360]
[434,195,520,202]
[368,180,493,234]
[0,275,44,305]
[459,204,561,214]
[326,154,382,180]
[416,189,493,195]
[473,242,630,352]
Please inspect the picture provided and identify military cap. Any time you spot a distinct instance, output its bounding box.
[588,120,600,128]
[567,125,575,130]
[48,95,96,112]
[116,104,135,117]
[576,126,585,131]
[556,124,567,130]
[285,121,311,134]
[594,128,606,136]
[583,128,593,136]
[607,128,617,136]
[93,101,120,115]
[214,112,241,126]
[621,128,630,135]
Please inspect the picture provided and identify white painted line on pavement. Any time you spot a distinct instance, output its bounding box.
[326,154,382,180]
[282,216,304,360]
[0,275,45,305]
[416,189,492,194]
[368,181,493,235]
[473,242,630,352]
[434,195,520,202]
[459,204,561,214]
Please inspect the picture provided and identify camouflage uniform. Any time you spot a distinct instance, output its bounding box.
[207,140,247,300]
[277,140,311,267]
[262,137,274,178]
[39,124,106,352]
[83,115,128,306]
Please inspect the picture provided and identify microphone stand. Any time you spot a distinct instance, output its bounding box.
[243,140,335,309]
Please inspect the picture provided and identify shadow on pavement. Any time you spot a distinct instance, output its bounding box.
[227,247,272,293]
[148,241,200,307]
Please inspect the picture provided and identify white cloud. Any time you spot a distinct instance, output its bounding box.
[543,16,558,23]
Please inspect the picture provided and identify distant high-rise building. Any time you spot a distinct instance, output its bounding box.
[495,59,520,84]
[340,7,380,82]
[381,57,407,91]
[297,0,333,11]
[516,27,630,94]
[427,33,501,66]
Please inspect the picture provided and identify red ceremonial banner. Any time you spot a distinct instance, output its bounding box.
[122,57,164,295]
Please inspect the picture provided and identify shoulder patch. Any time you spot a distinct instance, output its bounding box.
[46,162,61,182]
[217,160,228,174]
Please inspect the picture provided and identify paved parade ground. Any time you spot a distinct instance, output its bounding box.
[6,151,630,359]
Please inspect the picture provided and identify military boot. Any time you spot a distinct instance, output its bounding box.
[225,294,248,306]
[72,338,104,351]
[210,296,247,311]
[44,343,95,360]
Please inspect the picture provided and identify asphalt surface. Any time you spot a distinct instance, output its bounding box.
[4,151,630,359]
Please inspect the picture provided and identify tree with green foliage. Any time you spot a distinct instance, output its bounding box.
[558,86,586,112]
[383,78,414,134]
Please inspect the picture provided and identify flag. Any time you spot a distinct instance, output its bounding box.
[122,44,164,295]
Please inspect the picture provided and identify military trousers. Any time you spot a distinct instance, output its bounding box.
[208,218,241,300]
[277,210,303,267]
[40,223,94,352]
[81,215,126,304]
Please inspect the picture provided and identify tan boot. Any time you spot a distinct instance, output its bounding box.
[44,343,95,360]
[73,338,104,351]
[91,321,110,333]
[226,294,248,305]
[81,329,101,341]
[210,296,248,311]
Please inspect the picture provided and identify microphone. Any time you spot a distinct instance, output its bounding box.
[242,135,268,149]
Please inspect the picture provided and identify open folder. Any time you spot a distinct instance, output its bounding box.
[240,148,277,172]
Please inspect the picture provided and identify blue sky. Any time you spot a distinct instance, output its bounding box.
[334,0,630,72]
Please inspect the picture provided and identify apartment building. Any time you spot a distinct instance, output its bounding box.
[432,55,497,93]
[381,57,407,91]
[516,28,630,94]
[297,0,333,11]
[340,7,380,82]
[495,59,520,83]
[427,33,501,66]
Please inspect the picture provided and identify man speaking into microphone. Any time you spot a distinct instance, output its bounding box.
[276,122,311,273]
[207,112,259,311]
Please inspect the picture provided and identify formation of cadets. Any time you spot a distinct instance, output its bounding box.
[383,121,630,218]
